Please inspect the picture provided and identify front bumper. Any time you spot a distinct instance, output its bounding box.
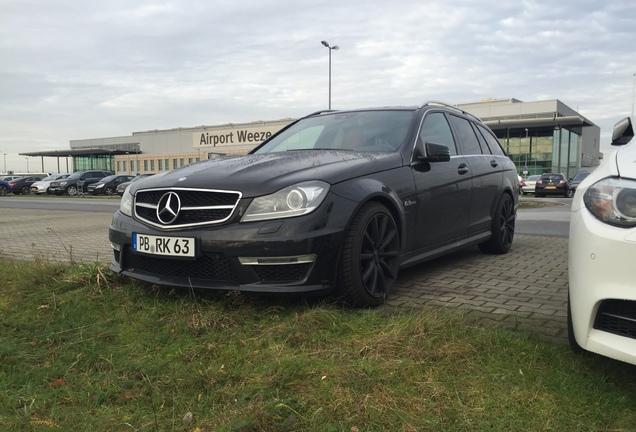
[568,208,636,365]
[109,196,355,295]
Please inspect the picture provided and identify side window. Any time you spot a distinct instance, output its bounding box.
[476,124,506,156]
[418,112,457,156]
[448,115,483,155]
[471,123,492,155]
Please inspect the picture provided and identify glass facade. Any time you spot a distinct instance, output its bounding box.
[73,155,114,172]
[494,127,581,178]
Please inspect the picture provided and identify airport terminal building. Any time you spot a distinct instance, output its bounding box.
[21,98,601,179]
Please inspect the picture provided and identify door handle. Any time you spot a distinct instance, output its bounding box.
[490,159,498,168]
[458,164,469,175]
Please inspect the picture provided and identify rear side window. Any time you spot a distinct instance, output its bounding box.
[418,112,457,156]
[448,115,483,155]
[476,124,506,156]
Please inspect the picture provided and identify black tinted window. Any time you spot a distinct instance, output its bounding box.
[448,115,483,155]
[476,124,506,156]
[419,112,457,156]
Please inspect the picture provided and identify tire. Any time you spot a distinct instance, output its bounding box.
[66,185,77,196]
[567,295,584,354]
[478,193,515,254]
[338,202,401,307]
[21,186,31,195]
[104,186,114,196]
[0,185,8,196]
[535,193,543,198]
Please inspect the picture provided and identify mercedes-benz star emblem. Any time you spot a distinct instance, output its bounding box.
[156,192,181,225]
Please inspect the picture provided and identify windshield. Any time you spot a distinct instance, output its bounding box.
[100,175,117,182]
[572,172,590,182]
[253,110,415,154]
[43,174,69,181]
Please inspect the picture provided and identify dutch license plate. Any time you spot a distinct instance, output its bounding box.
[132,233,195,257]
[546,186,556,189]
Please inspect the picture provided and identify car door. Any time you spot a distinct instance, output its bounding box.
[82,171,104,187]
[447,114,504,235]
[411,111,472,249]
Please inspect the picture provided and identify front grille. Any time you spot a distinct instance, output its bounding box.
[134,187,241,229]
[253,263,312,283]
[123,246,238,283]
[594,300,636,339]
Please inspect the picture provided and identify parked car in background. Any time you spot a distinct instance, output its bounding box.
[568,116,636,365]
[568,171,592,196]
[521,174,541,195]
[49,170,112,195]
[0,179,11,196]
[534,173,571,198]
[517,175,525,194]
[116,174,154,196]
[30,174,71,194]
[9,176,43,195]
[110,102,519,308]
[1,175,22,182]
[87,174,135,195]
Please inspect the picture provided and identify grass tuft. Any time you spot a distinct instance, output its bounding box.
[1,258,635,431]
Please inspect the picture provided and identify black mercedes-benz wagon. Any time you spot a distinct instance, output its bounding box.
[109,102,519,307]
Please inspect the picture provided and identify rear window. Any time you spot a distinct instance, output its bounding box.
[541,174,565,181]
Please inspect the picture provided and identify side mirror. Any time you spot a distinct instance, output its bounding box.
[419,142,451,163]
[611,117,634,146]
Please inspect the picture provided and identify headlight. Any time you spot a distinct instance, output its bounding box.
[120,186,134,217]
[584,177,636,228]
[95,183,105,188]
[241,181,330,222]
[59,181,68,186]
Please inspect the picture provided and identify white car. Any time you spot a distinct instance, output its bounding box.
[30,173,70,194]
[568,117,636,365]
[521,174,541,195]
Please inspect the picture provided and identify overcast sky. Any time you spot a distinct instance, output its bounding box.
[1,0,635,173]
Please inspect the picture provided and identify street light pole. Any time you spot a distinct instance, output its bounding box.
[2,153,6,174]
[321,40,339,110]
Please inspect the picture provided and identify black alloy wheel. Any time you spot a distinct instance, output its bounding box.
[66,185,77,196]
[21,186,31,195]
[478,193,515,254]
[104,186,114,196]
[0,185,8,196]
[339,202,401,307]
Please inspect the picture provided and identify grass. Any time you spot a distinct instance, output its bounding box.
[1,259,635,431]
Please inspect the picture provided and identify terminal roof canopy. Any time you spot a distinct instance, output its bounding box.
[20,148,140,157]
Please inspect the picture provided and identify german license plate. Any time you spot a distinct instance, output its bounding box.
[546,186,556,189]
[132,233,195,257]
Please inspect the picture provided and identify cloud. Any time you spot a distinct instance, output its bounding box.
[1,0,635,172]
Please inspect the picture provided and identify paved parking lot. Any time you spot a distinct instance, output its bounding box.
[0,207,569,344]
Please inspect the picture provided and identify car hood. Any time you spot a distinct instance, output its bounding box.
[131,151,403,197]
[616,141,636,180]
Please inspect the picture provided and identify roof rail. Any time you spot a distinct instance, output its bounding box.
[304,109,336,118]
[420,101,483,123]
